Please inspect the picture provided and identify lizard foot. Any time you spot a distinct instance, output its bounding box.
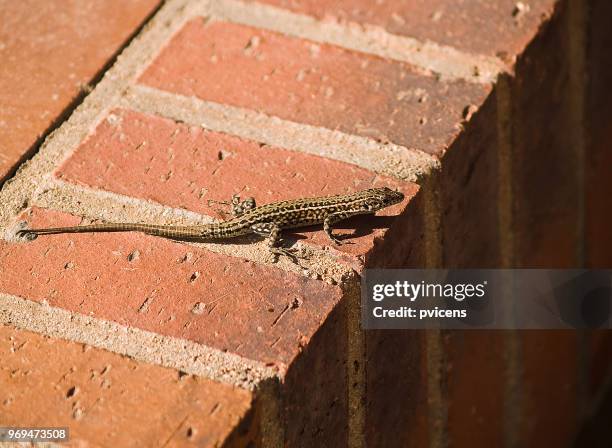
[270,247,303,264]
[16,230,38,241]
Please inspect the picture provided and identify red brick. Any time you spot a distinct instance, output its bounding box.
[511,2,580,269]
[283,300,349,446]
[586,0,612,269]
[138,20,490,156]
[439,90,501,267]
[572,385,612,447]
[585,106,612,269]
[56,108,417,259]
[373,80,506,447]
[365,330,429,448]
[0,0,160,181]
[0,324,255,447]
[520,331,580,447]
[411,91,505,446]
[364,190,429,447]
[251,0,558,57]
[508,6,585,441]
[444,331,505,447]
[1,207,342,368]
[585,0,612,402]
[589,330,612,398]
[366,181,427,269]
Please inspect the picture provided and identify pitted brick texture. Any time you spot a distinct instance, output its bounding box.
[2,208,343,367]
[251,0,558,57]
[445,331,506,446]
[0,324,255,447]
[0,0,609,446]
[0,0,160,180]
[138,20,490,156]
[56,108,417,258]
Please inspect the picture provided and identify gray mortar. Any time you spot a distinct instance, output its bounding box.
[124,85,439,183]
[207,0,506,84]
[0,293,277,390]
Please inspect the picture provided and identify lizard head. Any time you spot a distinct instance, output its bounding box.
[365,187,405,211]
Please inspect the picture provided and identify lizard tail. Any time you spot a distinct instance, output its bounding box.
[17,223,209,240]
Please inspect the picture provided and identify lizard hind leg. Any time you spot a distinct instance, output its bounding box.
[207,194,256,219]
[207,194,257,219]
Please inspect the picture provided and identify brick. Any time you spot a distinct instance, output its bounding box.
[365,330,429,448]
[586,0,612,268]
[56,108,417,259]
[138,20,490,156]
[586,0,612,402]
[0,0,160,182]
[433,85,506,447]
[363,52,505,448]
[572,384,612,447]
[511,2,580,269]
[520,331,580,447]
[364,190,429,447]
[1,207,342,368]
[0,324,255,447]
[366,181,428,269]
[2,2,601,447]
[589,330,612,398]
[509,6,585,443]
[439,89,501,268]
[283,300,349,447]
[444,331,506,447]
[251,0,558,57]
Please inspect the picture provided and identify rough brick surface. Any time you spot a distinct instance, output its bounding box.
[366,181,428,270]
[439,91,501,268]
[0,0,609,446]
[589,330,612,399]
[586,0,612,269]
[573,383,612,448]
[585,0,612,407]
[2,208,342,368]
[433,87,507,446]
[0,324,255,447]
[57,108,416,259]
[507,7,586,445]
[283,301,349,447]
[365,330,429,448]
[364,191,429,448]
[139,20,490,156]
[0,0,160,181]
[511,2,579,269]
[520,331,580,447]
[252,0,558,57]
[444,331,506,447]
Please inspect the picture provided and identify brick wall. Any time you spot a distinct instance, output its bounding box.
[0,0,610,446]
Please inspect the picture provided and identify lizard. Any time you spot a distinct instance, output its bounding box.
[16,187,404,260]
